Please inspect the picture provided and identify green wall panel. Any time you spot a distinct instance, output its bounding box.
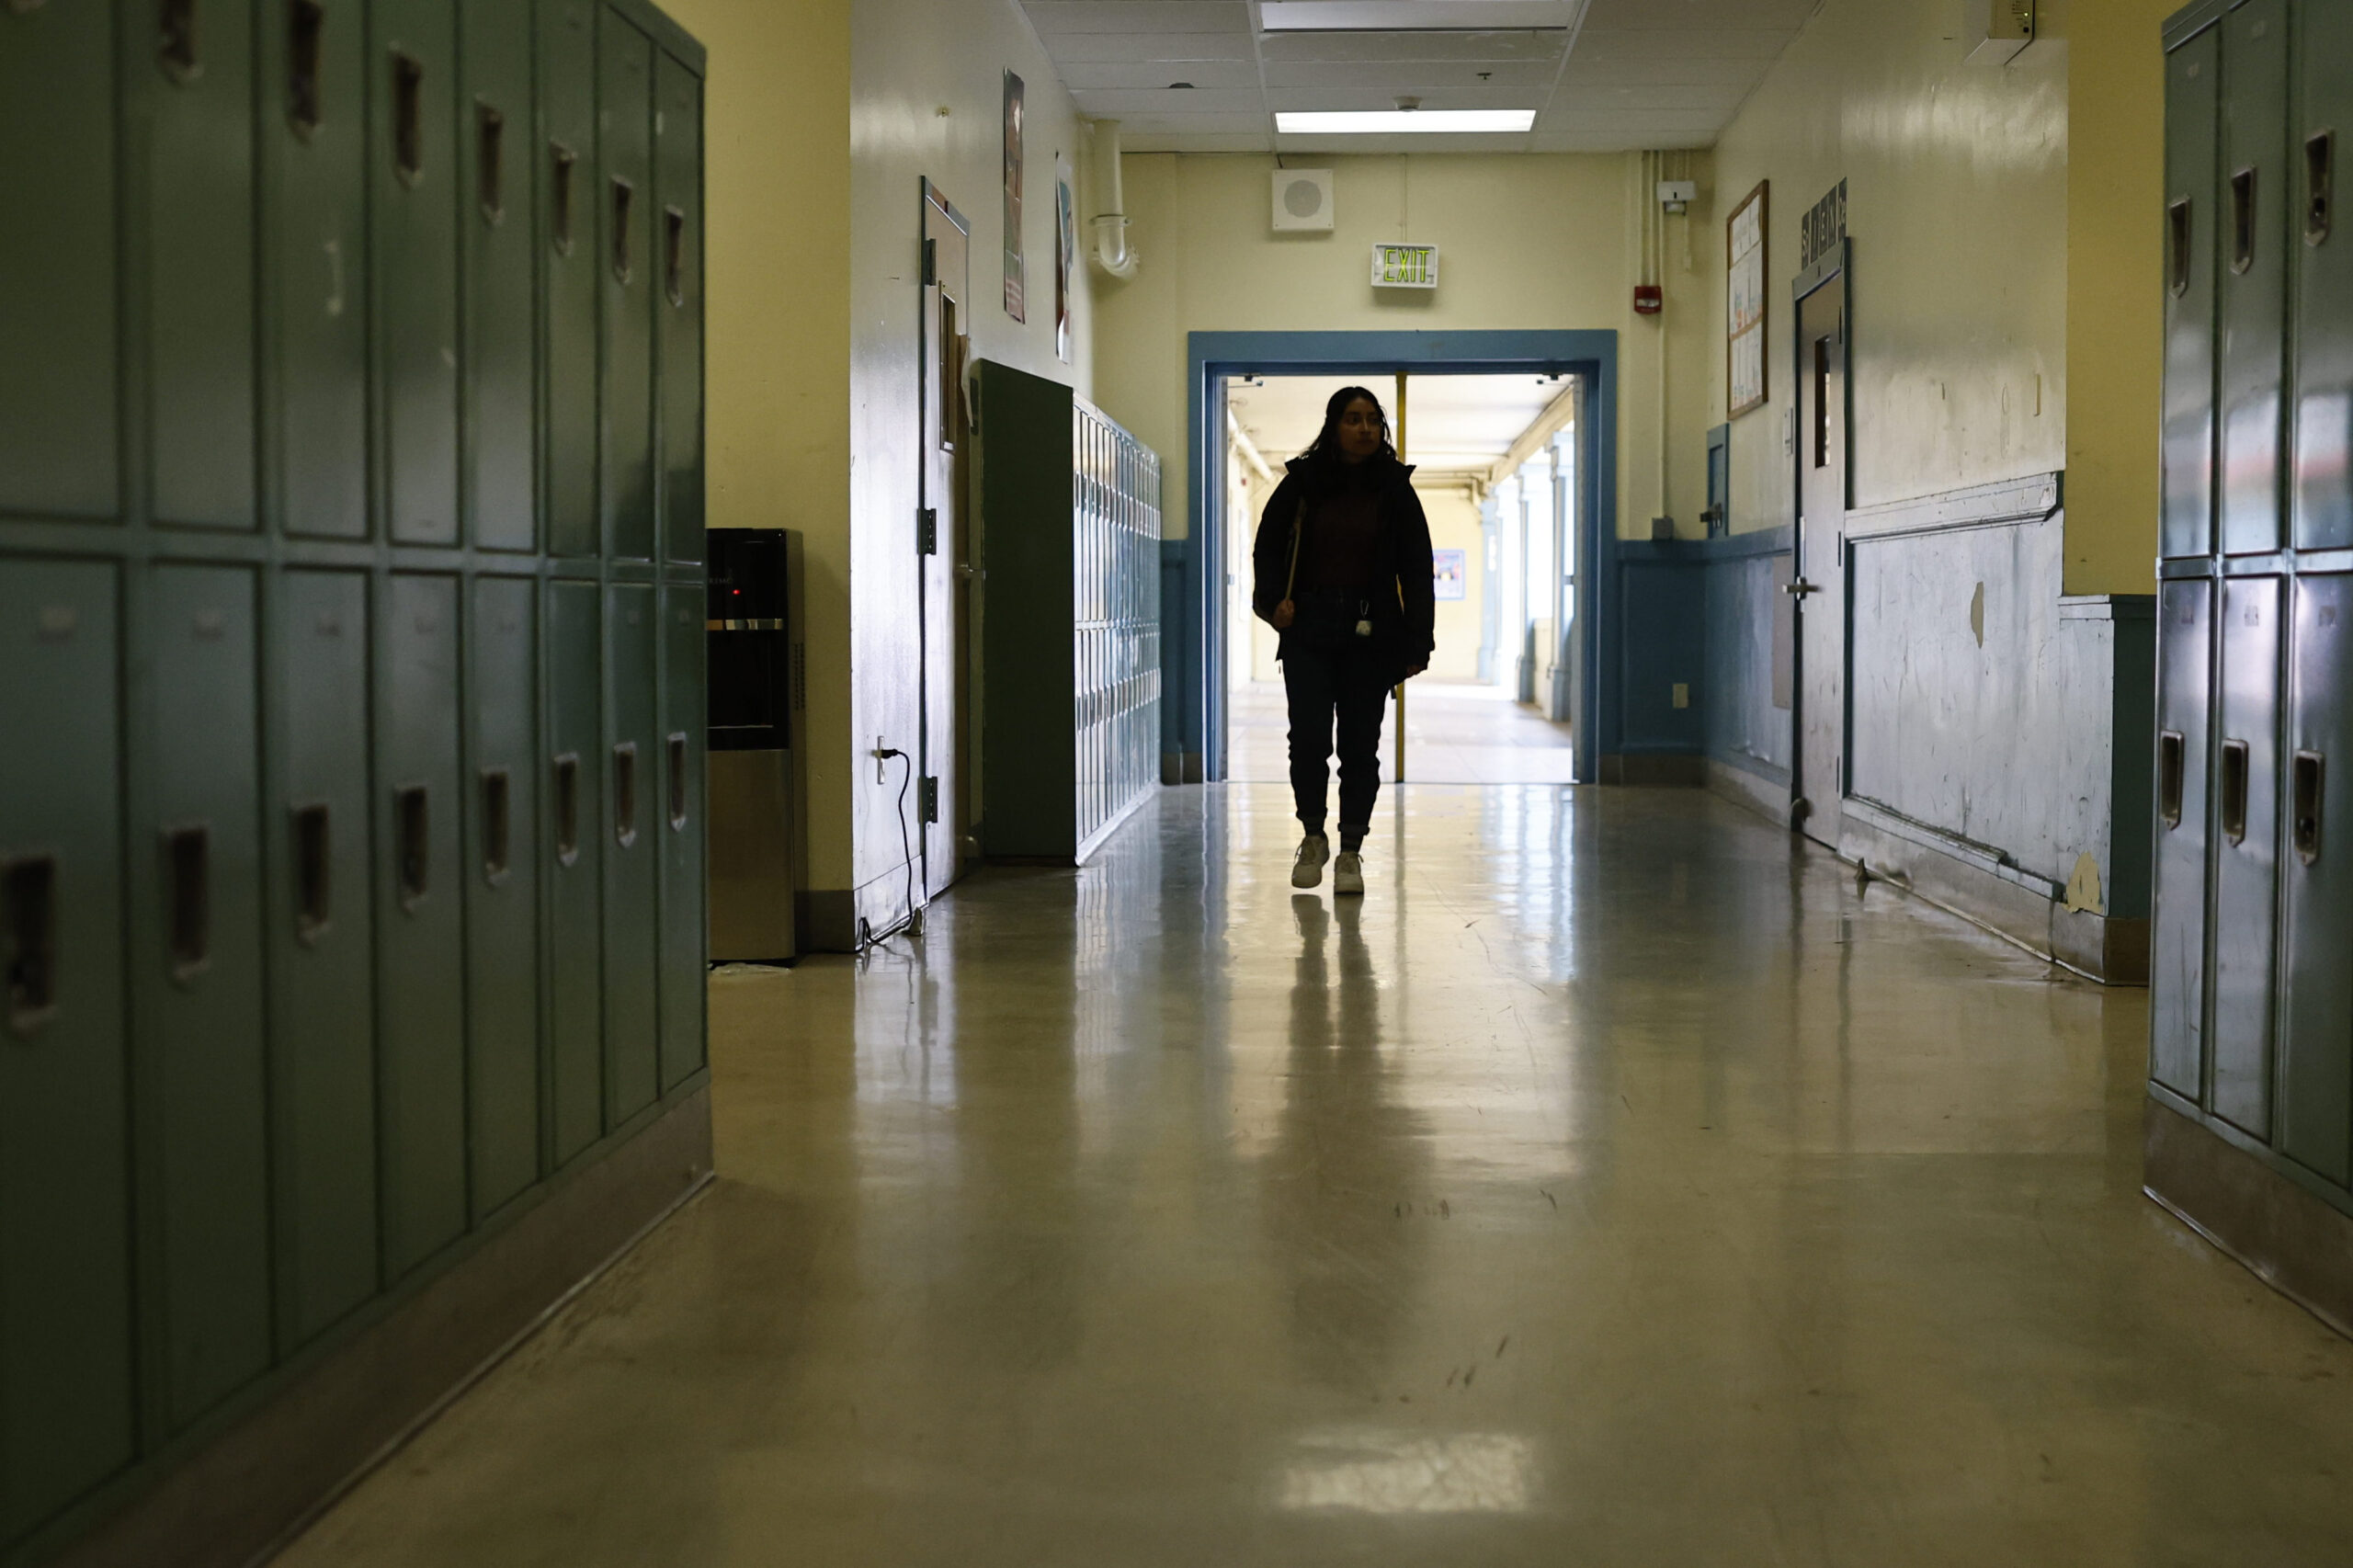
[2219,0,2290,557]
[2163,24,2219,561]
[600,18,656,562]
[375,574,467,1277]
[267,570,381,1347]
[0,3,119,521]
[542,0,599,560]
[469,577,543,1217]
[0,562,133,1547]
[464,0,537,552]
[140,565,273,1432]
[373,0,462,547]
[658,581,706,1089]
[546,579,606,1162]
[604,583,660,1122]
[657,53,705,569]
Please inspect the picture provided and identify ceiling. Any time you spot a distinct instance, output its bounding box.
[1228,374,1570,480]
[1018,0,1821,154]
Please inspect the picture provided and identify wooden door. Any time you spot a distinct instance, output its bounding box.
[1792,271,1847,845]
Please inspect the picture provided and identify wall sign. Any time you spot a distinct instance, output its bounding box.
[1726,180,1768,419]
[1054,154,1075,362]
[1003,72,1026,322]
[1800,177,1846,269]
[1433,549,1468,601]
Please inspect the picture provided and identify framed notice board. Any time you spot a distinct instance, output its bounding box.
[1726,180,1768,418]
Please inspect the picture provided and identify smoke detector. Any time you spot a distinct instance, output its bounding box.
[1273,168,1336,232]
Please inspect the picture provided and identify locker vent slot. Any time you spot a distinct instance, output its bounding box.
[2167,199,2193,297]
[2230,166,2257,276]
[292,802,332,944]
[2308,131,2335,246]
[3,855,59,1037]
[665,206,686,306]
[391,50,424,187]
[552,753,581,867]
[480,768,512,884]
[2159,730,2186,830]
[477,102,506,223]
[612,744,638,847]
[161,0,199,82]
[610,176,635,283]
[2294,750,2324,865]
[394,785,429,911]
[2221,739,2251,846]
[289,0,324,137]
[165,825,211,982]
[550,142,576,256]
[667,733,688,830]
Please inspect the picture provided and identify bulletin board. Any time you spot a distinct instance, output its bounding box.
[1726,181,1768,418]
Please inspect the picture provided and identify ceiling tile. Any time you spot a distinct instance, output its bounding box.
[1040,30,1255,62]
[1073,87,1268,113]
[1062,59,1264,89]
[1024,1,1252,34]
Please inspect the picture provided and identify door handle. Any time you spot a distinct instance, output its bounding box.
[1782,579,1822,597]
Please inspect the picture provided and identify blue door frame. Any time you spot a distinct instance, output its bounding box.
[1170,329,1619,784]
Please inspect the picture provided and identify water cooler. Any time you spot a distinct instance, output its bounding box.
[707,528,806,961]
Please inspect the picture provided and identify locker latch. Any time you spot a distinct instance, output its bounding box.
[918,508,938,556]
[3,855,58,1037]
[2294,750,2325,866]
[920,777,940,824]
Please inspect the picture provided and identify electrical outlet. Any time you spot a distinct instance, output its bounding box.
[1672,683,1690,710]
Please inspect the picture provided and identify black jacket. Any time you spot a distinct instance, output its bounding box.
[1250,455,1437,677]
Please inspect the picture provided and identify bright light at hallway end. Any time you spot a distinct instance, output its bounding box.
[1276,109,1538,135]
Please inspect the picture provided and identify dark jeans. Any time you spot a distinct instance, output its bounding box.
[1283,641,1391,846]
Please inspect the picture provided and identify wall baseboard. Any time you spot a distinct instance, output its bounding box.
[1600,752,1706,786]
[1707,756,1790,824]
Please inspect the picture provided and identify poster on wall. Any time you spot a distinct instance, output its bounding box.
[1054,154,1075,363]
[1433,549,1468,602]
[1003,72,1027,323]
[1726,180,1768,418]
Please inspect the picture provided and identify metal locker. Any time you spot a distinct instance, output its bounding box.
[2212,575,2284,1136]
[139,565,272,1431]
[0,3,119,521]
[604,583,661,1121]
[658,581,706,1091]
[131,0,258,530]
[375,574,466,1278]
[2279,574,2353,1185]
[468,577,542,1218]
[600,17,658,562]
[542,0,599,559]
[0,562,133,1545]
[656,51,705,569]
[2152,579,2215,1101]
[545,579,606,1162]
[2295,0,2353,552]
[2218,0,2290,557]
[264,0,369,541]
[463,0,536,553]
[372,0,461,547]
[266,570,379,1347]
[2164,22,2220,560]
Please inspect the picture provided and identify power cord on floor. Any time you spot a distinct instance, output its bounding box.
[870,744,925,944]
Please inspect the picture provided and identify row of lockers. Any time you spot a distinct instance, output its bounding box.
[0,559,708,1551]
[0,0,703,562]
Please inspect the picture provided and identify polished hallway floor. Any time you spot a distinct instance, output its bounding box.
[278,786,2353,1566]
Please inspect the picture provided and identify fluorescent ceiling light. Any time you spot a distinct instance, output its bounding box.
[1277,109,1537,134]
[1260,2,1577,28]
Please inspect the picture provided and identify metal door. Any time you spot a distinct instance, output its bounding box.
[2163,21,2220,560]
[604,582,660,1123]
[2151,578,2215,1101]
[2280,574,2353,1184]
[469,577,541,1217]
[371,0,460,546]
[463,0,536,552]
[541,0,598,558]
[1792,267,1848,845]
[921,185,972,895]
[545,580,605,1163]
[2212,574,2283,1137]
[599,17,656,562]
[658,581,707,1090]
[657,53,706,569]
[2218,0,2288,557]
[2295,0,2353,552]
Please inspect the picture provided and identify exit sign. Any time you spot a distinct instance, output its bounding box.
[1370,243,1438,290]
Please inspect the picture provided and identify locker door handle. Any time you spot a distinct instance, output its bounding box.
[2230,166,2257,277]
[288,0,324,137]
[612,743,639,848]
[477,101,506,223]
[552,753,582,867]
[165,825,210,983]
[2308,131,2335,246]
[2159,731,2186,830]
[610,176,635,283]
[480,768,512,884]
[2294,750,2325,866]
[390,50,424,186]
[2220,739,2251,846]
[666,734,689,831]
[2167,198,2193,297]
[3,855,59,1038]
[549,142,577,255]
[665,206,687,306]
[292,802,332,943]
[394,785,429,911]
[160,0,199,83]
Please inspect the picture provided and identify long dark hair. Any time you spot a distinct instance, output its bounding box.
[1298,385,1397,468]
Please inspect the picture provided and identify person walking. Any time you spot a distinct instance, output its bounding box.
[1251,386,1435,896]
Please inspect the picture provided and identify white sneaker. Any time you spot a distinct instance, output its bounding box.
[1291,833,1330,889]
[1333,852,1365,896]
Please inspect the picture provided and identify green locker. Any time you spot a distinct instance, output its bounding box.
[2212,574,2284,1137]
[542,0,599,560]
[469,577,542,1217]
[600,18,657,562]
[131,0,258,530]
[546,579,606,1161]
[0,3,119,521]
[605,583,660,1121]
[657,51,705,568]
[373,0,461,547]
[264,0,369,541]
[2152,580,2215,1102]
[2280,574,2353,1184]
[375,574,467,1277]
[658,581,706,1090]
[464,0,537,553]
[2164,22,2219,560]
[266,570,380,1346]
[0,562,133,1546]
[2218,0,2290,557]
[2295,0,2353,551]
[140,565,273,1431]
